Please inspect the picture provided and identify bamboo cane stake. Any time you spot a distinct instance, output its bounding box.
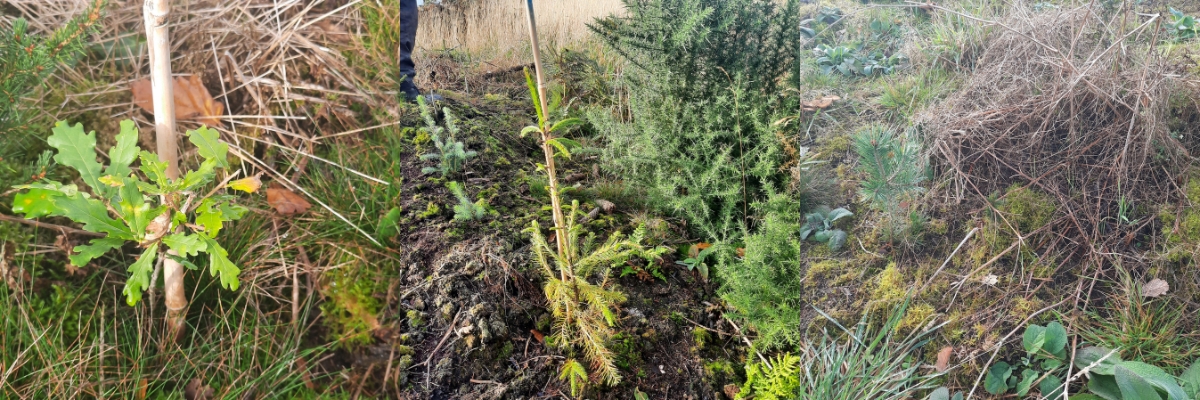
[523,0,567,261]
[144,0,187,338]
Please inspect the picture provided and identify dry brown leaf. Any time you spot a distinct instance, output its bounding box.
[530,329,545,343]
[935,346,953,372]
[801,95,841,111]
[723,384,741,400]
[266,184,312,216]
[131,75,224,126]
[144,213,170,243]
[136,378,148,400]
[295,358,317,390]
[1142,278,1169,298]
[596,199,616,214]
[689,242,713,258]
[736,248,745,258]
[184,378,214,400]
[314,20,350,43]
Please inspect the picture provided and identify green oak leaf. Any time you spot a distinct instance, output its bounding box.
[103,120,140,179]
[139,151,170,187]
[195,199,224,237]
[116,180,164,239]
[16,181,82,197]
[201,236,240,291]
[55,194,135,240]
[162,233,207,257]
[69,237,125,267]
[218,202,248,221]
[178,158,217,191]
[188,126,229,168]
[47,121,104,193]
[123,242,159,306]
[13,189,60,218]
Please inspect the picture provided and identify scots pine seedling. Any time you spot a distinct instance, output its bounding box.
[417,96,476,177]
[11,120,252,306]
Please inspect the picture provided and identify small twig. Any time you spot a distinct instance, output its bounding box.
[724,316,772,370]
[420,310,463,389]
[920,227,978,292]
[681,316,735,337]
[469,379,502,385]
[0,214,104,237]
[351,363,374,400]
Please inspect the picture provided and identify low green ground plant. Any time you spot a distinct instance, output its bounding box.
[984,322,1069,397]
[736,299,945,399]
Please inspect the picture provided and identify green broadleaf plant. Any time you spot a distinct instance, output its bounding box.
[11,120,249,306]
[1075,346,1199,400]
[799,205,853,251]
[985,321,1070,397]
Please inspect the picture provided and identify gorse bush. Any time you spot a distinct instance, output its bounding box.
[718,191,808,348]
[590,0,807,242]
[1,0,104,137]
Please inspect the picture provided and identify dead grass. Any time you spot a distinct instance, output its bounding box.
[921,3,1188,269]
[415,0,624,65]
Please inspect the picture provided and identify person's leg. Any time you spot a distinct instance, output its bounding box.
[398,0,420,100]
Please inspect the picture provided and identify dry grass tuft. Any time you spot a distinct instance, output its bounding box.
[922,3,1188,268]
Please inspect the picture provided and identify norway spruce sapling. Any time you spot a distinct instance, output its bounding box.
[417,96,475,177]
[10,121,251,306]
[522,68,668,394]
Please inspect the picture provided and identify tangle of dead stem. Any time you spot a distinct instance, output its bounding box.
[921,3,1185,271]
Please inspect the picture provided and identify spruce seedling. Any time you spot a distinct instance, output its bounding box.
[418,96,476,177]
[447,181,486,221]
[523,3,668,394]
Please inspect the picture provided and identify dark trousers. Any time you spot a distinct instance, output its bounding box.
[399,0,418,84]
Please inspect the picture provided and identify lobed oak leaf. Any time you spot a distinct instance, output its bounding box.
[131,75,224,127]
[801,95,841,112]
[266,183,312,216]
